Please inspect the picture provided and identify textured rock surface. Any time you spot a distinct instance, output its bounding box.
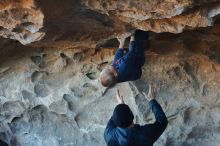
[0,0,220,146]
[82,0,220,33]
[1,0,220,45]
[0,26,220,145]
[0,0,45,45]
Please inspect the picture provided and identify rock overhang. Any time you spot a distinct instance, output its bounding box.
[0,0,220,46]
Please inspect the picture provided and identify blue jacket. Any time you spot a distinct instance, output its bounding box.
[112,42,145,83]
[104,99,168,146]
[0,140,8,146]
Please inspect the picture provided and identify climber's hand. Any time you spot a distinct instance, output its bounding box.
[130,35,135,42]
[142,83,155,102]
[117,37,126,43]
[116,89,124,104]
[117,37,126,49]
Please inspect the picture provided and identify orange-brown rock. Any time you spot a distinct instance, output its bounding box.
[1,0,220,45]
[0,0,34,10]
[82,0,220,33]
[0,0,44,45]
[0,1,219,146]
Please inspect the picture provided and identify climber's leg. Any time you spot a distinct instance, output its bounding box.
[134,30,149,57]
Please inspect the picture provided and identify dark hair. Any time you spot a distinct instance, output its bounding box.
[0,140,9,146]
[112,104,134,128]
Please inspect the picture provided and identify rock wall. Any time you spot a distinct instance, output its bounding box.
[0,0,220,146]
[1,0,220,46]
[82,0,220,33]
[0,25,220,146]
[0,0,45,45]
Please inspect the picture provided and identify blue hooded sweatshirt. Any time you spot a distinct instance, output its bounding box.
[104,99,168,146]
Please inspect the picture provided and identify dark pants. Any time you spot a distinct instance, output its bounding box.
[128,41,145,67]
[112,37,146,82]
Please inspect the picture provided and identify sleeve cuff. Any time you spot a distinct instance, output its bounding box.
[149,99,158,108]
[118,48,124,50]
[129,41,135,47]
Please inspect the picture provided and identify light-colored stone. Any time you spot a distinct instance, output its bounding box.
[0,1,220,146]
[0,27,220,145]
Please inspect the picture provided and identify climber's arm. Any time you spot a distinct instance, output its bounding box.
[104,117,117,142]
[104,89,124,144]
[113,48,124,64]
[113,37,126,64]
[146,99,168,142]
[142,84,168,143]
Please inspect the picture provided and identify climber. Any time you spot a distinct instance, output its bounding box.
[100,30,149,87]
[104,84,168,146]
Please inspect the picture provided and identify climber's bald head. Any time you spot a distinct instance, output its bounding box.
[100,66,118,87]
